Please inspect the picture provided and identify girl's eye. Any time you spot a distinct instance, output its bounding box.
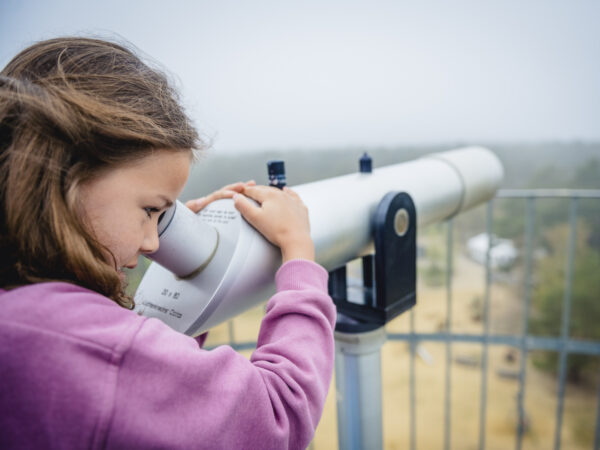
[144,207,160,218]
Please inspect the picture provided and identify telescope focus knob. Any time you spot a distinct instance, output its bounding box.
[267,160,286,189]
[359,152,372,173]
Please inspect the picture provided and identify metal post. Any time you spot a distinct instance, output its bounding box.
[595,367,600,450]
[410,309,417,450]
[335,326,387,450]
[479,200,494,450]
[444,219,454,450]
[554,198,578,450]
[227,320,235,344]
[516,196,535,450]
[594,366,600,450]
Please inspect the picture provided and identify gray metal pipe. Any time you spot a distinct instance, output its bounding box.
[334,328,387,450]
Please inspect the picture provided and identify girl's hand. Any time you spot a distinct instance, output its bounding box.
[185,180,256,213]
[234,185,315,263]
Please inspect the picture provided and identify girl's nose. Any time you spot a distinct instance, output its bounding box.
[140,225,160,254]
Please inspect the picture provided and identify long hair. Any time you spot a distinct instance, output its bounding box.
[0,37,201,307]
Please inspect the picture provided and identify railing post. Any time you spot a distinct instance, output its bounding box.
[410,309,417,450]
[516,196,535,450]
[554,197,578,450]
[479,199,494,450]
[444,219,454,450]
[595,367,600,450]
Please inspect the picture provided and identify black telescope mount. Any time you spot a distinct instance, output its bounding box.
[328,191,417,333]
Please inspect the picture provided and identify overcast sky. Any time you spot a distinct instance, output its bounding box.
[1,1,599,152]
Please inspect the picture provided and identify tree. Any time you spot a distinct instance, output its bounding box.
[530,223,600,382]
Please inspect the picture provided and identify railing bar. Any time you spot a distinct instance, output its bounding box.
[554,197,578,450]
[595,367,600,450]
[497,189,600,199]
[410,308,416,450]
[479,200,494,450]
[444,219,454,450]
[385,333,600,355]
[218,339,575,353]
[516,197,535,450]
[227,320,235,345]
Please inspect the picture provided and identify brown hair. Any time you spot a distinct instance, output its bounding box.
[0,37,201,307]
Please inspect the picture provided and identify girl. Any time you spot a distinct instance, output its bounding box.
[0,37,335,449]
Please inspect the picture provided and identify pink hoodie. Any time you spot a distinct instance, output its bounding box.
[0,259,336,449]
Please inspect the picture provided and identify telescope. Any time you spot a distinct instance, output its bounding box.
[133,146,503,335]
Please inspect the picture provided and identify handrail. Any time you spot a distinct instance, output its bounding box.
[497,188,600,198]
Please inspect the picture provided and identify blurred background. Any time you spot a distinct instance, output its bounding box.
[2,1,599,448]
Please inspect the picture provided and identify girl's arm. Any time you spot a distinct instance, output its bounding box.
[107,260,335,449]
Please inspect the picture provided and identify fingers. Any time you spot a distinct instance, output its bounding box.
[242,185,283,204]
[222,180,255,192]
[232,193,261,224]
[282,186,301,200]
[185,180,255,213]
[186,190,235,212]
[233,184,313,261]
[186,181,292,216]
[185,198,205,213]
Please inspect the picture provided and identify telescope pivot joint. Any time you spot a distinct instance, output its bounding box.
[330,191,417,333]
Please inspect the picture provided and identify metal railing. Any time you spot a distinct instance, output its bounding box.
[220,189,600,449]
[388,189,600,450]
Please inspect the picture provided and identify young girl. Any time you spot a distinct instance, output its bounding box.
[0,37,335,449]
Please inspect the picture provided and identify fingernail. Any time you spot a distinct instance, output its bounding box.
[233,194,240,201]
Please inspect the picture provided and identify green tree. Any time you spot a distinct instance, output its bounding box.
[530,223,600,381]
[569,158,600,189]
[569,158,600,252]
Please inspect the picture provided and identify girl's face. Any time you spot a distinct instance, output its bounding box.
[79,150,191,278]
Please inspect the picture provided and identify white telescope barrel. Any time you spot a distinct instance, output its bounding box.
[134,146,503,335]
[297,145,503,270]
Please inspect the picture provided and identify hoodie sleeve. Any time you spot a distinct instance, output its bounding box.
[105,259,336,450]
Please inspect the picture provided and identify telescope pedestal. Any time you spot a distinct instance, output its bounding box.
[329,192,417,450]
[334,326,386,450]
